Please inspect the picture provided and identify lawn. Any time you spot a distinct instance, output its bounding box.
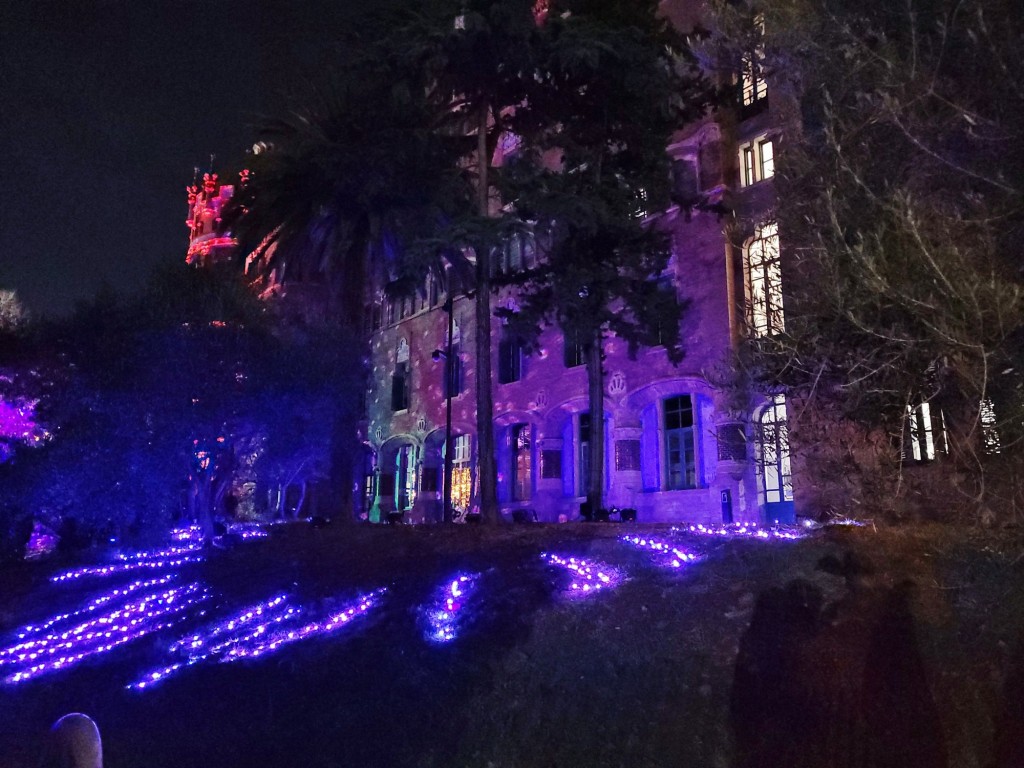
[0,521,1022,767]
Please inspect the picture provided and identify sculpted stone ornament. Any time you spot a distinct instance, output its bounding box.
[607,371,627,396]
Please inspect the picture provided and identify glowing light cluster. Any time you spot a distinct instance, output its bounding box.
[422,574,478,643]
[3,582,210,684]
[542,554,620,597]
[219,588,386,663]
[170,525,202,543]
[128,593,300,690]
[621,535,699,568]
[13,575,176,639]
[227,523,269,540]
[24,522,58,560]
[676,522,804,541]
[51,552,205,583]
[117,544,201,562]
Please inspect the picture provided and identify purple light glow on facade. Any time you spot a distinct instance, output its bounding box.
[542,554,621,598]
[422,573,478,643]
[2,582,210,685]
[621,535,699,568]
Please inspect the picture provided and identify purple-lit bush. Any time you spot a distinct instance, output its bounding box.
[542,554,622,598]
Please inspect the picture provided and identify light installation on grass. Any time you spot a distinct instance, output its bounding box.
[171,522,270,543]
[675,522,804,541]
[49,552,205,581]
[422,573,478,643]
[219,588,386,663]
[13,575,176,639]
[171,525,202,543]
[2,582,210,685]
[621,535,699,568]
[127,593,300,690]
[116,544,202,562]
[542,554,620,597]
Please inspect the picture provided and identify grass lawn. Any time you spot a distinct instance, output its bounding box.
[0,521,1022,767]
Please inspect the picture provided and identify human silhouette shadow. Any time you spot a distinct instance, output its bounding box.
[731,577,947,768]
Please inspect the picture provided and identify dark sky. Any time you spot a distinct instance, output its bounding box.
[1,0,355,318]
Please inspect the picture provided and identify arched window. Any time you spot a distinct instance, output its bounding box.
[745,222,784,337]
[512,424,532,501]
[664,395,697,490]
[756,394,793,506]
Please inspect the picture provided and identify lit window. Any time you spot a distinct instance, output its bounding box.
[449,434,473,514]
[904,401,947,462]
[395,444,417,511]
[745,222,784,337]
[741,16,767,108]
[980,398,1001,455]
[756,395,793,504]
[664,395,697,490]
[511,424,532,501]
[738,137,775,187]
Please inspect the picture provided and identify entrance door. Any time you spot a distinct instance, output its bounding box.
[757,394,794,523]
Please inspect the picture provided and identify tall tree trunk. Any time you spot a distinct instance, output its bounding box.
[194,474,216,545]
[585,328,606,514]
[474,102,499,523]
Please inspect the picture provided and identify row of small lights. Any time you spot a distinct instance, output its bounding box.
[423,574,478,643]
[4,583,210,684]
[51,553,206,583]
[621,535,699,568]
[128,588,386,690]
[542,553,620,596]
[14,575,176,639]
[674,522,805,541]
[219,588,387,663]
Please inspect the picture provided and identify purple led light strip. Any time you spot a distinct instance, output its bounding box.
[423,574,478,643]
[3,583,210,684]
[621,535,699,568]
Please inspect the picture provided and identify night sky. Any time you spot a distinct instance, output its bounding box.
[1,0,356,318]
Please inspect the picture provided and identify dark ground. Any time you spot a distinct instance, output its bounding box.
[0,521,1022,767]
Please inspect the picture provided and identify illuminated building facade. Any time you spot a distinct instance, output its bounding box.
[362,2,797,525]
[185,172,237,268]
[188,1,800,525]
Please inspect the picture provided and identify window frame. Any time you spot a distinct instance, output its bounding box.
[745,221,785,337]
[738,136,775,187]
[663,395,698,491]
